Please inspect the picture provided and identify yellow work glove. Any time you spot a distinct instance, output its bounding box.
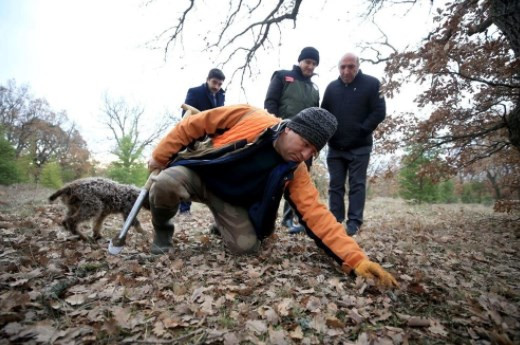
[354,259,399,288]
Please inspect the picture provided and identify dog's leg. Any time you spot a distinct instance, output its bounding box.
[63,214,89,242]
[133,219,146,235]
[122,212,146,235]
[71,200,101,241]
[92,213,108,240]
[62,204,88,241]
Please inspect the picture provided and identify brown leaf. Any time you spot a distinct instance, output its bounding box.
[246,320,267,334]
[112,306,130,329]
[224,332,240,345]
[171,258,184,271]
[310,315,328,333]
[326,316,345,328]
[349,309,364,324]
[305,296,322,312]
[407,282,427,294]
[264,308,280,325]
[153,321,166,337]
[268,328,288,345]
[408,317,430,327]
[162,317,180,329]
[277,298,293,316]
[31,323,57,343]
[429,320,448,336]
[65,294,86,306]
[289,326,304,340]
[190,286,207,303]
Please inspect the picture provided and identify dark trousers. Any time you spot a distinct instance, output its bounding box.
[179,201,191,213]
[327,147,370,226]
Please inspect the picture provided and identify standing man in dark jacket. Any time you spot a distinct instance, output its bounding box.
[184,68,226,115]
[321,53,386,236]
[264,46,320,234]
[179,68,226,214]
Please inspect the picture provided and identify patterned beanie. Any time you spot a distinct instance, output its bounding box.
[287,107,337,151]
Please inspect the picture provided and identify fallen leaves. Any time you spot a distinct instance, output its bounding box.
[0,190,519,344]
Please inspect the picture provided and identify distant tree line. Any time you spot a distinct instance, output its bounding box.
[0,80,175,189]
[0,80,94,188]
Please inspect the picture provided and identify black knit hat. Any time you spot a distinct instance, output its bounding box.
[287,107,337,151]
[207,68,225,81]
[298,47,320,65]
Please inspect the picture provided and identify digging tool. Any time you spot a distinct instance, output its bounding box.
[108,104,200,255]
[108,170,158,255]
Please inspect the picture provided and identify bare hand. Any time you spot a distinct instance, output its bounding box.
[147,157,166,172]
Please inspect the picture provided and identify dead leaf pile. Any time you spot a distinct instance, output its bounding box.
[0,185,519,344]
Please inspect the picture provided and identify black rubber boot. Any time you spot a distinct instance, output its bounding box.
[150,206,176,255]
[209,223,221,237]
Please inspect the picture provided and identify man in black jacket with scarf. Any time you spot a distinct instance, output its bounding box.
[321,53,386,236]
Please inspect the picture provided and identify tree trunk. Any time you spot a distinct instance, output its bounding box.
[491,0,520,149]
[491,0,520,57]
[485,169,502,199]
[507,104,520,149]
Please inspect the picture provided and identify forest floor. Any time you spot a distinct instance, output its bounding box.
[0,184,519,345]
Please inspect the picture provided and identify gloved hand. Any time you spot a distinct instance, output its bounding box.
[354,259,399,288]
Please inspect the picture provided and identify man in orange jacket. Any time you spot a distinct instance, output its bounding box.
[148,104,398,288]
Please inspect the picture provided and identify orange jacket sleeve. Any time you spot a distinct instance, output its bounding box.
[152,104,278,166]
[287,163,368,270]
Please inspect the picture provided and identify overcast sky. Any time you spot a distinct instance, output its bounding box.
[0,0,436,162]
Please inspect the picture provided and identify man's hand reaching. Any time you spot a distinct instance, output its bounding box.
[148,157,166,172]
[354,259,399,288]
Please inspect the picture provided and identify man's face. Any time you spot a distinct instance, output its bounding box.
[207,78,223,94]
[276,128,317,163]
[339,55,359,84]
[299,59,318,77]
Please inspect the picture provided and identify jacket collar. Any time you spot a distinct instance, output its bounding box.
[338,69,363,86]
[292,65,315,79]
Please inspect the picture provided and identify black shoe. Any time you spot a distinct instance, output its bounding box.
[346,222,359,237]
[209,223,221,237]
[288,224,304,234]
[281,218,293,228]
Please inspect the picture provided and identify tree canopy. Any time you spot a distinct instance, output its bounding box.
[0,80,93,182]
[157,0,519,197]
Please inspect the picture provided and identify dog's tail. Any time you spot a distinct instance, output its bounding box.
[49,186,68,202]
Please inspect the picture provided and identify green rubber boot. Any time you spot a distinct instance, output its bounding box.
[150,206,175,255]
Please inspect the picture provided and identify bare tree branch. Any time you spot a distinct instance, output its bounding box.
[161,0,302,86]
[163,0,195,55]
[436,70,520,89]
[358,20,399,65]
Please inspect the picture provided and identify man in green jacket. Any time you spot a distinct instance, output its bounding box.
[264,46,320,234]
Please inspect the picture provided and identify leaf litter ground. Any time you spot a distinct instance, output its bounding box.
[0,184,519,344]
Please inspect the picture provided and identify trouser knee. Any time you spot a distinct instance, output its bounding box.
[149,168,191,210]
[227,234,261,255]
